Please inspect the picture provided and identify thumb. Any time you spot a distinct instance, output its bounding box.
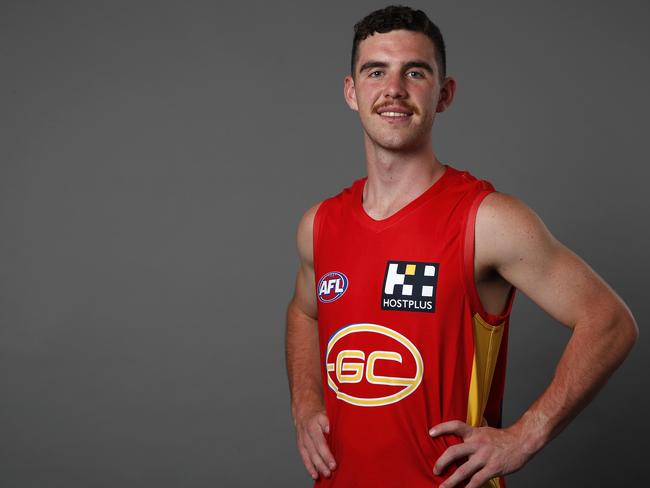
[316,413,330,434]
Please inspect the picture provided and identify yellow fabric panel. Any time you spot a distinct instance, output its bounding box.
[405,263,416,275]
[466,313,505,427]
[467,314,506,488]
[485,477,502,488]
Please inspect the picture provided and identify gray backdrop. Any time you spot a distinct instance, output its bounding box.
[1,1,648,486]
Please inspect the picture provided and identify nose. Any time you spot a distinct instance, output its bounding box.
[384,71,407,99]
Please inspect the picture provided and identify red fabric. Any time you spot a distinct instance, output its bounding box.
[312,165,515,487]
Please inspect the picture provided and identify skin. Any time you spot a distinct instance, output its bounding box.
[286,200,332,480]
[285,29,638,484]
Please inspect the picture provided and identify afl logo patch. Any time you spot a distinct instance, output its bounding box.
[317,271,348,303]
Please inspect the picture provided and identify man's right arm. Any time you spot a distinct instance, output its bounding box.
[285,201,337,480]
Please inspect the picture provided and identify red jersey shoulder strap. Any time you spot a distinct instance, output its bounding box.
[462,185,516,326]
[312,178,363,287]
[312,177,364,257]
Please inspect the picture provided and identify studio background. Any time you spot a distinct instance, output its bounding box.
[1,1,648,486]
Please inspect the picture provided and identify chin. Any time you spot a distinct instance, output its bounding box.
[364,124,431,152]
[374,134,427,152]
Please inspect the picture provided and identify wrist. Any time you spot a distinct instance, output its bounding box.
[291,392,325,421]
[508,410,551,457]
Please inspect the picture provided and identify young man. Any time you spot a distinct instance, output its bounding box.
[285,6,637,488]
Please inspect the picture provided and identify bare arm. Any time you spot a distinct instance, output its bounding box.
[480,192,638,451]
[285,201,336,480]
[431,192,638,488]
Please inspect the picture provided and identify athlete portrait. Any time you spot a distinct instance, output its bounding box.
[285,5,638,488]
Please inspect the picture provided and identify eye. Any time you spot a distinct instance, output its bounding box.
[369,70,383,78]
[407,71,425,79]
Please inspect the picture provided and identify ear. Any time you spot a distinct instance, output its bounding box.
[436,76,457,113]
[343,75,359,111]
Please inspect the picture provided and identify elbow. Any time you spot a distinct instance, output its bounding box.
[624,311,639,349]
[586,302,639,361]
[614,305,638,356]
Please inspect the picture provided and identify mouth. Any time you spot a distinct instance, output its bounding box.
[376,106,414,122]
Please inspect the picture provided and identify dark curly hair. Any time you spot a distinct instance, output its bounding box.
[351,5,446,81]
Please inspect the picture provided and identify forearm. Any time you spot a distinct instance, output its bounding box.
[285,301,324,420]
[510,308,638,454]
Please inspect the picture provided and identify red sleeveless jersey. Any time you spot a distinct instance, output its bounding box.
[312,164,516,488]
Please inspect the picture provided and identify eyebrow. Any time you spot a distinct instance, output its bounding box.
[358,60,434,75]
[358,61,388,73]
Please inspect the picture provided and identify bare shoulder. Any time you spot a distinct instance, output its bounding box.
[476,191,552,240]
[474,191,637,336]
[296,200,324,265]
[475,191,558,272]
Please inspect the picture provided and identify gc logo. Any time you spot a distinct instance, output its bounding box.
[325,323,423,407]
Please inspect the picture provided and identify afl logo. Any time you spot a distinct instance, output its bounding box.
[317,271,348,303]
[325,323,423,407]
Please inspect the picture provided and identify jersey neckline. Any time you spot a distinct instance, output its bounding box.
[351,164,454,232]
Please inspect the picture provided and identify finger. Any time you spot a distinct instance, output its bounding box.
[465,468,497,488]
[434,442,477,475]
[439,458,483,488]
[316,413,331,435]
[429,420,473,439]
[311,416,337,470]
[303,430,332,477]
[297,442,319,480]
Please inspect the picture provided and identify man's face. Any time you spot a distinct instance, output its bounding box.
[344,30,453,152]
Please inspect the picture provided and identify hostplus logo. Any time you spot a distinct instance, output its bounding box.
[381,261,439,313]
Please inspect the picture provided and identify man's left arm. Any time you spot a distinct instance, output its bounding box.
[430,192,638,488]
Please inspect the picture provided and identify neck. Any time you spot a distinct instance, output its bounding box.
[361,136,446,220]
